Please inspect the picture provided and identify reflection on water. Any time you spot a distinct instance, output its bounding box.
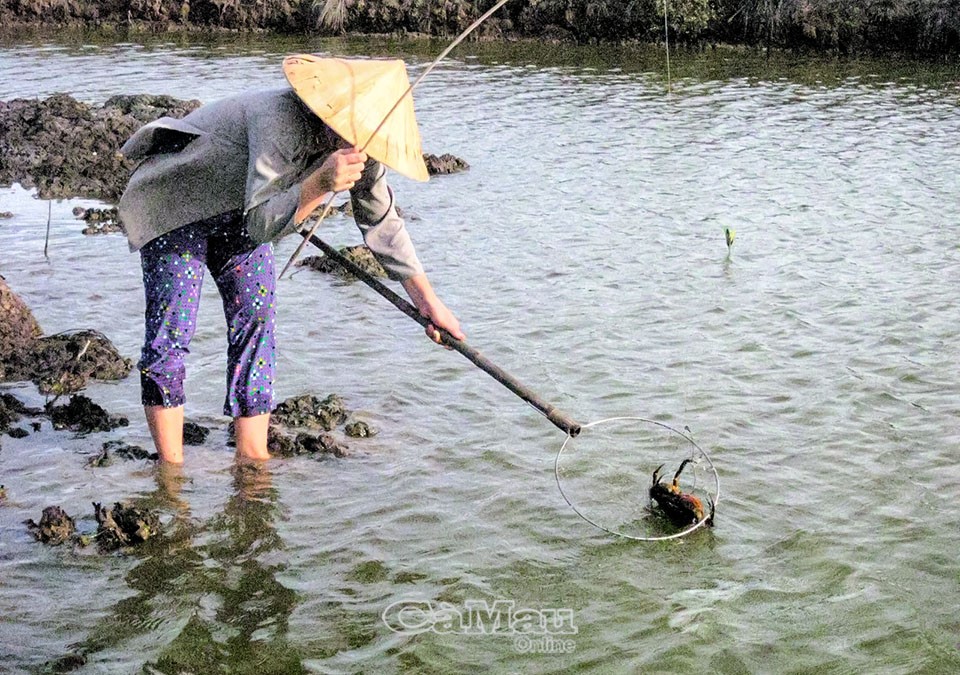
[67,462,304,673]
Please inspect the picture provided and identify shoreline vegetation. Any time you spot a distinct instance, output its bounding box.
[0,1,957,59]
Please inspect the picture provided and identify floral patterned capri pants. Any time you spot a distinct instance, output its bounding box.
[138,211,277,418]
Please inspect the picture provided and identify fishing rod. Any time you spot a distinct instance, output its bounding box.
[278,0,514,279]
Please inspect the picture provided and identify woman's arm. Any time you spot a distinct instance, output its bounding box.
[402,273,466,344]
[295,147,367,223]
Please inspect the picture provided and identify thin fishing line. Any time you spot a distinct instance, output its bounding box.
[362,0,511,150]
[44,201,51,259]
[280,0,513,278]
[663,0,672,93]
[555,416,719,542]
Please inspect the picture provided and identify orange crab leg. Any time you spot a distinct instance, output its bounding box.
[671,458,695,490]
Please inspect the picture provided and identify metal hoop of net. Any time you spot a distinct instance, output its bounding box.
[555,416,720,542]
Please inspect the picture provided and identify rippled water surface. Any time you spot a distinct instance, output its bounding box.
[1,33,959,673]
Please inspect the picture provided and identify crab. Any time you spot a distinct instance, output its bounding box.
[649,459,715,528]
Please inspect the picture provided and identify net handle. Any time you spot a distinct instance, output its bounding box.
[302,232,583,437]
[555,417,720,542]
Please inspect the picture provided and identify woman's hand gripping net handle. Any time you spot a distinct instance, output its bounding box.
[302,232,582,438]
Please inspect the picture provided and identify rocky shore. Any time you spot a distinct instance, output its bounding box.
[0,276,132,395]
[0,93,200,201]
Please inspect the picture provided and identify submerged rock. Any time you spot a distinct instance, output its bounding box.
[94,501,161,551]
[48,394,129,434]
[272,393,348,431]
[183,420,209,445]
[266,423,299,457]
[265,423,349,458]
[88,439,157,466]
[0,392,41,433]
[28,330,133,396]
[296,431,349,457]
[424,152,470,175]
[298,244,387,279]
[44,651,87,672]
[106,439,154,461]
[26,505,76,545]
[74,206,123,235]
[260,394,383,457]
[344,420,377,438]
[86,446,112,468]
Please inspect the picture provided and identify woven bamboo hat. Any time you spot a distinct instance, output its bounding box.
[283,54,429,182]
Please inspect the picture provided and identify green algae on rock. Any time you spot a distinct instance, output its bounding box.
[26,505,76,545]
[94,501,162,552]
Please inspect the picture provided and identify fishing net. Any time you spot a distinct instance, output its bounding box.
[554,417,720,541]
[304,239,722,541]
[296,191,720,543]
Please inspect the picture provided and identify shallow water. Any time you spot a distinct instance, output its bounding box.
[1,33,959,673]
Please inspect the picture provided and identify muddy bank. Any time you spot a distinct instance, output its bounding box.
[0,0,957,55]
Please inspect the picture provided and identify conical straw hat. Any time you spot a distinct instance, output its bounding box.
[283,54,429,182]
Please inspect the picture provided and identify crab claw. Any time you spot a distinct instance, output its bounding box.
[672,458,695,487]
[705,495,716,527]
[652,463,665,485]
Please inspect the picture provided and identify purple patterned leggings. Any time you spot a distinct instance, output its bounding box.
[138,211,277,418]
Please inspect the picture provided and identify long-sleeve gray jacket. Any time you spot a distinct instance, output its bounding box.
[118,87,424,281]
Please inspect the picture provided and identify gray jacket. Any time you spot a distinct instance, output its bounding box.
[118,87,424,281]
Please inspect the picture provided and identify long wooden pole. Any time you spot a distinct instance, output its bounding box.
[302,232,582,438]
